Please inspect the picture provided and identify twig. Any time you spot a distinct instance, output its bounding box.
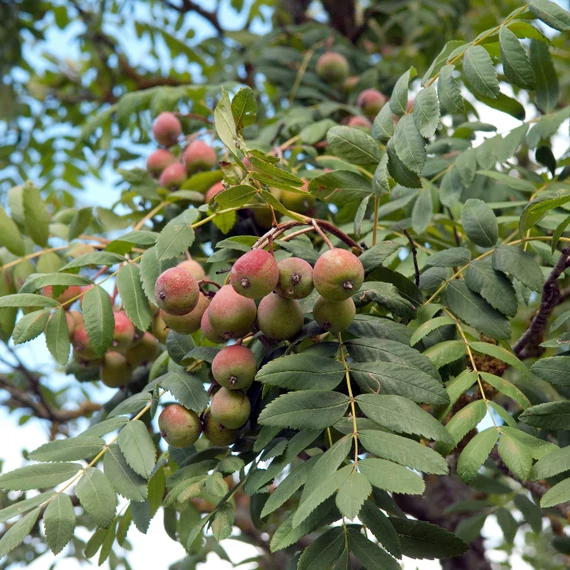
[312,220,333,249]
[446,207,461,248]
[399,226,420,286]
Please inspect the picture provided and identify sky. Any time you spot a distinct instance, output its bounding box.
[3,0,570,569]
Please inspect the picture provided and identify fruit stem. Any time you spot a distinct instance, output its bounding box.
[311,219,334,249]
[337,333,359,469]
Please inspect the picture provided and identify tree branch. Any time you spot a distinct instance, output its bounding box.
[164,0,224,35]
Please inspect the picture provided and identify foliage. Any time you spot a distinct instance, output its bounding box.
[1,1,570,569]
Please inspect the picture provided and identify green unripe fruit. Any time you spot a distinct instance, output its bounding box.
[230,249,279,299]
[125,332,161,367]
[100,351,133,388]
[356,88,388,118]
[147,149,177,176]
[158,404,201,448]
[152,112,182,147]
[313,296,356,334]
[155,266,200,316]
[316,51,349,83]
[208,285,257,340]
[177,258,206,281]
[257,293,304,340]
[201,308,226,344]
[152,312,169,344]
[212,344,257,390]
[112,311,136,352]
[160,293,209,335]
[275,257,314,299]
[210,388,251,429]
[184,140,217,174]
[202,411,240,446]
[313,248,364,301]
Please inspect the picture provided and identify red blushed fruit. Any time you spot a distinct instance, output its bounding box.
[42,285,82,307]
[159,404,201,448]
[205,181,225,203]
[177,258,206,281]
[154,266,200,316]
[315,51,349,83]
[200,308,226,344]
[159,162,186,189]
[356,88,388,118]
[313,248,364,301]
[152,112,182,147]
[212,344,257,390]
[72,325,99,360]
[146,149,177,176]
[160,293,209,335]
[184,140,217,174]
[112,311,136,352]
[347,115,372,129]
[208,285,256,340]
[230,249,279,299]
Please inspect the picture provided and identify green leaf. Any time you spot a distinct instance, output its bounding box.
[22,184,50,247]
[501,426,556,460]
[359,430,448,474]
[410,316,456,346]
[496,508,518,543]
[76,468,116,528]
[359,242,401,273]
[514,495,542,533]
[425,247,471,267]
[327,126,382,165]
[0,293,59,308]
[45,308,70,365]
[499,27,536,90]
[155,209,198,262]
[437,65,464,114]
[530,356,570,388]
[59,252,125,272]
[393,114,426,174]
[492,245,544,291]
[457,428,499,482]
[44,494,76,555]
[68,207,93,241]
[413,86,440,138]
[308,170,372,205]
[461,199,498,247]
[530,39,559,113]
[372,104,395,142]
[498,429,533,480]
[108,392,151,418]
[13,309,50,345]
[0,491,53,524]
[347,527,401,570]
[256,354,344,391]
[29,436,105,462]
[519,402,570,429]
[0,463,81,491]
[231,86,256,130]
[463,45,499,99]
[82,285,114,357]
[390,67,416,116]
[105,230,158,255]
[117,420,156,479]
[156,370,208,413]
[0,205,25,256]
[476,170,536,192]
[541,477,570,508]
[20,273,92,294]
[0,506,41,558]
[390,517,468,559]
[480,372,531,409]
[258,391,350,430]
[423,40,465,84]
[411,185,433,234]
[298,527,346,570]
[446,281,511,340]
[355,394,453,444]
[530,446,570,480]
[359,501,402,558]
[386,139,422,188]
[214,184,257,209]
[211,503,234,541]
[470,342,529,378]
[104,444,148,502]
[116,264,152,331]
[443,400,487,448]
[530,0,570,32]
[465,260,518,317]
[424,340,466,369]
[214,87,240,159]
[520,194,570,238]
[336,471,372,520]
[455,149,477,187]
[166,330,195,365]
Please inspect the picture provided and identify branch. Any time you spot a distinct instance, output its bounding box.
[399,227,420,286]
[513,248,570,359]
[164,0,224,35]
[321,0,357,39]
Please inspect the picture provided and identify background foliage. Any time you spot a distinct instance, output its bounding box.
[2,0,570,569]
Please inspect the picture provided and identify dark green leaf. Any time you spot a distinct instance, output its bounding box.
[336,471,372,520]
[461,199,498,247]
[23,184,50,247]
[155,209,198,262]
[425,247,471,267]
[393,115,426,174]
[390,68,416,116]
[29,436,105,462]
[327,126,382,165]
[76,468,116,528]
[116,264,152,331]
[530,0,570,31]
[231,86,256,130]
[82,285,114,357]
[457,428,499,482]
[44,494,76,555]
[157,370,208,413]
[438,65,464,114]
[372,104,395,142]
[519,401,570,429]
[463,45,499,99]
[530,39,559,113]
[359,501,402,558]
[298,527,346,570]
[13,309,50,345]
[492,245,544,291]
[117,420,156,479]
[386,140,422,188]
[499,27,536,90]
[104,444,148,502]
[347,527,400,570]
[45,308,70,365]
[413,86,440,138]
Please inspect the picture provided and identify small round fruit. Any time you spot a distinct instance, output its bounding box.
[200,308,225,344]
[315,52,349,83]
[159,404,201,448]
[356,89,387,118]
[72,325,99,360]
[100,352,133,388]
[160,293,209,335]
[210,388,251,429]
[177,258,206,281]
[159,162,186,189]
[202,411,240,446]
[152,112,182,147]
[205,181,224,202]
[313,248,364,301]
[42,285,82,307]
[152,312,169,344]
[184,140,217,174]
[313,296,355,334]
[208,285,257,340]
[344,75,360,93]
[147,149,177,176]
[257,293,304,340]
[280,180,315,214]
[154,266,199,316]
[230,249,279,299]
[113,311,136,352]
[125,332,161,367]
[212,345,257,390]
[275,257,314,300]
[347,115,371,129]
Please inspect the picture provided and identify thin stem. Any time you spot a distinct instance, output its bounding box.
[338,333,359,469]
[372,196,379,246]
[133,201,168,231]
[312,220,334,249]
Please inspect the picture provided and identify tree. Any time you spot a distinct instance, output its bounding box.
[1,0,570,568]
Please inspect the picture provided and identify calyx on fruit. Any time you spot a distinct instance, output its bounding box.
[313,296,356,334]
[230,249,279,299]
[211,344,257,390]
[312,248,364,301]
[202,411,240,446]
[275,257,314,300]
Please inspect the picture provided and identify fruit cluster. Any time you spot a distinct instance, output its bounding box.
[154,245,364,449]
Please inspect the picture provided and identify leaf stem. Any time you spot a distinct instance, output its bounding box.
[337,333,359,469]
